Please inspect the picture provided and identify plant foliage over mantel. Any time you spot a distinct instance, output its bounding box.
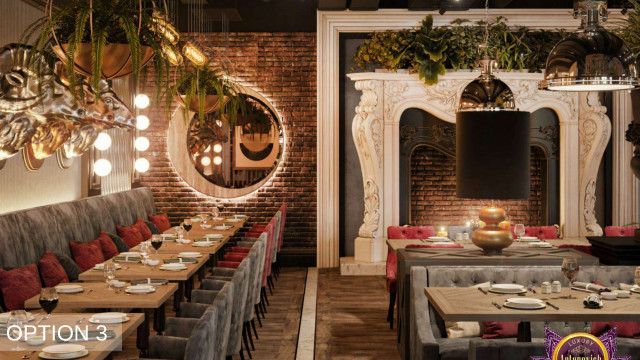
[352,15,567,84]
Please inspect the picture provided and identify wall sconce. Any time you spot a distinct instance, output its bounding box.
[213,144,222,153]
[201,156,211,166]
[94,158,112,177]
[213,156,222,165]
[94,132,112,151]
[135,137,150,152]
[136,115,149,130]
[134,94,150,109]
[135,158,150,173]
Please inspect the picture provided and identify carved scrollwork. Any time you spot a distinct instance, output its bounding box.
[584,179,603,236]
[539,125,559,156]
[400,123,456,157]
[0,112,37,160]
[358,178,381,238]
[353,80,382,168]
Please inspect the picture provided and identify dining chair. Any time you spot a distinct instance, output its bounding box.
[386,225,435,329]
[246,214,279,287]
[244,219,276,299]
[248,203,286,278]
[237,233,268,328]
[179,281,234,360]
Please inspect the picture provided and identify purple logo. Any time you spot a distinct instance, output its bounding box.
[530,327,630,360]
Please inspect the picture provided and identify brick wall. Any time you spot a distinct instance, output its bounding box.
[139,33,317,259]
[410,146,544,226]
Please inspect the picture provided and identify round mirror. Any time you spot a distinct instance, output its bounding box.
[186,94,283,189]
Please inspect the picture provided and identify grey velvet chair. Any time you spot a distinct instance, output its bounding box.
[180,281,234,360]
[237,232,267,331]
[410,265,640,360]
[203,258,251,360]
[140,303,218,360]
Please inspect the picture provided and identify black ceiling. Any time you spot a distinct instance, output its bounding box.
[23,0,632,33]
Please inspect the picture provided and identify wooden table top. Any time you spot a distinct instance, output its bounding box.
[24,282,178,310]
[424,287,640,322]
[1,313,144,360]
[134,238,228,255]
[78,253,210,282]
[387,237,591,254]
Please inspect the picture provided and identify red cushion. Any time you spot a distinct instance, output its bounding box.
[232,247,251,253]
[96,231,119,259]
[245,232,261,238]
[387,226,436,239]
[591,322,640,338]
[225,254,248,262]
[0,264,42,310]
[69,240,106,272]
[482,322,519,339]
[386,247,398,293]
[604,226,638,237]
[148,213,171,232]
[116,225,144,248]
[251,224,267,230]
[525,226,558,240]
[405,244,464,249]
[218,261,240,269]
[38,250,69,287]
[135,219,153,240]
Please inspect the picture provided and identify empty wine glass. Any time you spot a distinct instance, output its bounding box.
[7,310,28,350]
[514,224,526,240]
[176,227,185,245]
[39,287,58,320]
[104,263,116,290]
[139,243,151,267]
[200,213,208,227]
[562,257,579,299]
[212,207,219,219]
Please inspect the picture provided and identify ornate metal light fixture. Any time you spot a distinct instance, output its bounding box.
[539,0,640,91]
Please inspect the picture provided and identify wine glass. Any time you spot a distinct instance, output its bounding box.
[183,219,193,237]
[212,207,219,219]
[200,213,208,227]
[151,234,163,255]
[7,310,28,350]
[139,243,151,267]
[104,263,116,290]
[39,287,58,320]
[217,204,225,217]
[514,224,526,240]
[634,267,640,289]
[561,257,579,299]
[176,227,185,245]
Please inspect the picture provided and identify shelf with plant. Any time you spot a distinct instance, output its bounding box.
[352,15,566,85]
[21,0,175,101]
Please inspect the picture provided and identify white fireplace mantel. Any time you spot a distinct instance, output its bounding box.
[344,70,611,262]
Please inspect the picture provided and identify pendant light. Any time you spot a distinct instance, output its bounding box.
[539,0,639,92]
[456,0,531,255]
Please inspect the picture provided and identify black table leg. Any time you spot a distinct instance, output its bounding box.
[153,303,165,335]
[185,277,194,301]
[198,264,206,280]
[517,321,532,342]
[136,309,150,357]
[174,282,184,315]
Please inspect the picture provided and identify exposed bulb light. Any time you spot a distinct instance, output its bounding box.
[182,41,207,67]
[213,144,222,153]
[136,115,150,130]
[213,156,222,165]
[161,44,183,66]
[94,159,112,177]
[135,137,150,152]
[201,156,211,166]
[135,158,150,173]
[134,94,150,109]
[204,145,212,152]
[94,133,112,151]
[216,120,223,127]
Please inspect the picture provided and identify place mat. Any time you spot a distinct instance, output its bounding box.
[130,279,168,286]
[163,258,198,264]
[113,256,141,263]
[194,238,219,242]
[55,330,116,343]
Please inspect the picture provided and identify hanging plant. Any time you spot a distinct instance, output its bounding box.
[615,0,640,60]
[21,0,175,101]
[172,64,243,126]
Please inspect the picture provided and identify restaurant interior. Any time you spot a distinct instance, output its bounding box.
[1,0,640,359]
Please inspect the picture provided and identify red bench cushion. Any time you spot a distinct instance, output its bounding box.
[38,250,70,287]
[117,224,144,248]
[604,226,638,237]
[0,263,42,310]
[70,240,105,271]
[96,231,119,259]
[148,213,171,232]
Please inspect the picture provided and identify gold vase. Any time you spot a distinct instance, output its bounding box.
[471,205,513,255]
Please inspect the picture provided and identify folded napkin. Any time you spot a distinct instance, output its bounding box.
[56,330,116,343]
[572,282,611,293]
[583,293,603,309]
[113,256,141,263]
[163,258,198,264]
[194,238,214,243]
[130,279,169,286]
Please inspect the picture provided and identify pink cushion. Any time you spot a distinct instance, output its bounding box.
[38,250,70,287]
[387,226,435,240]
[604,226,638,237]
[406,244,464,249]
[148,213,171,232]
[482,322,519,339]
[70,240,105,272]
[525,226,558,240]
[591,322,640,338]
[0,263,42,310]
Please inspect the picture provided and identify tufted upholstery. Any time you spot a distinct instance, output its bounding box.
[525,226,558,239]
[386,226,436,293]
[237,234,267,314]
[604,226,638,237]
[411,265,640,360]
[0,188,156,270]
[406,244,464,249]
[558,244,593,255]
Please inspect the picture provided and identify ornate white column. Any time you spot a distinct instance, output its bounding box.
[613,91,639,225]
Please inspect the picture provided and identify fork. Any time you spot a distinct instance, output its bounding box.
[491,301,502,309]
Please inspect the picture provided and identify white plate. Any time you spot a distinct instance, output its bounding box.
[426,236,449,241]
[631,287,640,294]
[214,225,232,230]
[528,242,553,248]
[39,350,89,360]
[179,252,202,258]
[489,284,526,294]
[505,297,545,309]
[120,252,140,257]
[55,284,84,294]
[200,224,212,229]
[125,286,156,294]
[235,215,248,219]
[93,263,121,270]
[42,344,85,355]
[212,217,225,221]
[225,218,242,223]
[160,264,187,271]
[0,312,35,323]
[192,242,214,247]
[92,312,126,320]
[430,241,454,246]
[161,234,176,239]
[205,234,223,239]
[190,218,202,223]
[517,236,539,242]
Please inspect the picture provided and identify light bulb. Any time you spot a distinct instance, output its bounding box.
[213,156,222,165]
[134,94,150,109]
[94,159,112,177]
[136,115,150,130]
[440,227,445,232]
[201,156,211,166]
[135,158,150,173]
[94,133,112,151]
[213,144,222,153]
[216,119,223,127]
[135,137,150,152]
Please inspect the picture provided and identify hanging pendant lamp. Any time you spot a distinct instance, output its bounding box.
[539,0,639,92]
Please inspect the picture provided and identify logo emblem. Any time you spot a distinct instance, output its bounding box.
[531,327,630,360]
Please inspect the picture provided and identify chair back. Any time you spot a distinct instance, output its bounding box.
[211,282,234,360]
[225,258,250,356]
[242,241,262,322]
[604,226,638,237]
[185,305,218,360]
[271,211,282,264]
[277,203,287,251]
[387,226,435,239]
[238,232,267,308]
[525,226,558,239]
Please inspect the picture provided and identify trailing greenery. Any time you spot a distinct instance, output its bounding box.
[21,0,173,101]
[615,0,640,59]
[352,15,566,84]
[172,64,243,125]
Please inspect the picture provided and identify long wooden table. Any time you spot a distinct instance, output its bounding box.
[24,282,178,355]
[387,237,591,254]
[1,313,144,360]
[424,286,640,341]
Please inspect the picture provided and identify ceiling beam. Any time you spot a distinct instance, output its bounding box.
[350,0,380,10]
[318,0,348,10]
[493,0,516,7]
[407,0,439,10]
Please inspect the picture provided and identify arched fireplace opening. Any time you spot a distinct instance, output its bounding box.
[399,108,560,228]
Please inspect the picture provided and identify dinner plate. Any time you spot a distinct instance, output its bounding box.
[429,241,454,246]
[92,312,126,320]
[630,286,640,294]
[212,217,225,221]
[205,234,223,239]
[160,264,187,271]
[425,236,449,241]
[42,344,85,354]
[214,225,233,230]
[489,284,526,294]
[120,252,140,257]
[200,224,212,229]
[55,284,84,294]
[39,349,89,359]
[503,297,545,309]
[517,236,539,242]
[93,263,121,270]
[179,252,203,258]
[192,241,214,247]
[528,242,553,248]
[125,285,156,294]
[235,215,248,219]
[161,234,176,240]
[0,312,35,323]
[89,312,129,324]
[225,218,242,223]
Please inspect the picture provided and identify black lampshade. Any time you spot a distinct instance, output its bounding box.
[456,111,531,200]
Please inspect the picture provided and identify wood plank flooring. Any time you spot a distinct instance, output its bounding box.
[315,269,401,360]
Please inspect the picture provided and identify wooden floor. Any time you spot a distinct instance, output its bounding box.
[315,269,401,360]
[114,267,307,360]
